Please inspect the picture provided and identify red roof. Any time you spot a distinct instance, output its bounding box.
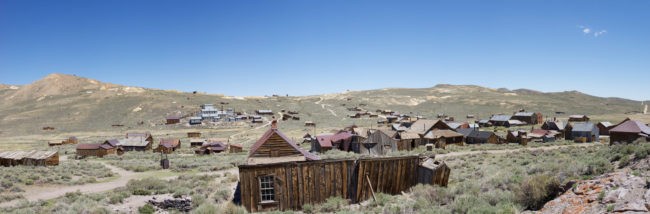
[316,134,333,147]
[609,119,650,134]
[249,128,320,161]
[331,131,353,142]
[530,129,550,135]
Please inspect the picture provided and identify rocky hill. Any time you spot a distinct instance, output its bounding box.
[0,73,646,136]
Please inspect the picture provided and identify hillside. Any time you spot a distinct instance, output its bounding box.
[0,73,646,137]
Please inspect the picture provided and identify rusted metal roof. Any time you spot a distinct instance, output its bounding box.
[610,119,650,134]
[118,137,149,147]
[423,129,463,139]
[159,138,181,148]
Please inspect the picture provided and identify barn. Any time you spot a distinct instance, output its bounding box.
[609,119,650,144]
[457,128,500,144]
[489,115,512,127]
[512,112,540,125]
[423,129,464,146]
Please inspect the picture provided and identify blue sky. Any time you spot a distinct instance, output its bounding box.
[1,0,649,100]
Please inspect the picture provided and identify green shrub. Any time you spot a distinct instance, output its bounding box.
[213,187,231,203]
[138,204,155,214]
[220,202,248,214]
[317,196,347,213]
[514,174,561,210]
[193,203,218,214]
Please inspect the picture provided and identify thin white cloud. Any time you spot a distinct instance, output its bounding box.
[594,30,607,37]
[578,25,606,37]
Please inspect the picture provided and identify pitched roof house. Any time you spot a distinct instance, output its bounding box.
[247,124,320,165]
[609,119,650,144]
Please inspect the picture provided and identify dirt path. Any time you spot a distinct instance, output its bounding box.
[436,143,598,158]
[0,161,236,208]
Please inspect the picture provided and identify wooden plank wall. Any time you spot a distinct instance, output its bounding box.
[250,133,301,157]
[239,156,423,212]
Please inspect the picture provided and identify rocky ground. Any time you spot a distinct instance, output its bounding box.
[534,157,650,214]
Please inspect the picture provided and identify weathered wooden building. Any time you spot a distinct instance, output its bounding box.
[417,157,451,187]
[609,119,650,144]
[457,128,500,144]
[76,142,116,158]
[187,132,201,138]
[238,155,448,212]
[195,142,227,155]
[165,115,181,125]
[230,144,244,153]
[597,122,614,136]
[395,131,421,151]
[247,123,320,165]
[118,136,152,151]
[49,136,79,146]
[489,115,512,127]
[0,151,59,167]
[154,138,181,154]
[512,112,541,125]
[569,122,599,142]
[359,130,397,155]
[568,115,590,122]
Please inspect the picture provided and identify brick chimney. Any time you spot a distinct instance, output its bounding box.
[271,116,278,129]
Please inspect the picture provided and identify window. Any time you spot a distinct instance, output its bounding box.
[259,175,275,202]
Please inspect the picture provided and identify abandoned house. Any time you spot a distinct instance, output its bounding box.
[489,115,512,127]
[423,129,465,146]
[154,138,181,154]
[76,142,116,158]
[568,122,599,142]
[126,132,154,144]
[597,121,614,135]
[237,153,450,212]
[512,112,542,124]
[0,151,59,167]
[189,117,202,125]
[457,128,500,144]
[568,115,590,122]
[165,115,181,125]
[49,136,78,146]
[247,122,320,165]
[230,144,243,153]
[118,136,152,151]
[395,131,421,151]
[609,119,650,144]
[190,138,206,147]
[195,141,227,155]
[359,129,398,155]
[256,110,274,115]
[187,132,201,138]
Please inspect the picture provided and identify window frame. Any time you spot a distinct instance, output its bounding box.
[258,175,276,203]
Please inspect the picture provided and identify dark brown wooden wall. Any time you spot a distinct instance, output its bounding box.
[239,156,423,212]
[250,133,301,158]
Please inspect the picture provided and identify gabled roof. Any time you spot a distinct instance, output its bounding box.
[249,128,320,161]
[490,115,512,122]
[571,122,596,132]
[331,131,353,142]
[315,134,333,148]
[398,131,421,140]
[118,137,150,147]
[456,128,475,137]
[159,138,181,148]
[104,139,119,147]
[423,129,463,139]
[609,119,650,134]
[598,121,613,127]
[77,143,113,150]
[508,120,526,125]
[408,119,449,134]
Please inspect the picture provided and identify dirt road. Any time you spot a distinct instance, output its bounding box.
[0,160,237,208]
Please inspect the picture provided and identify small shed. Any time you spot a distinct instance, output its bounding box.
[165,115,181,125]
[256,110,274,115]
[187,132,201,138]
[417,157,451,187]
[230,144,243,153]
[190,138,206,147]
[423,129,464,145]
[304,121,315,127]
